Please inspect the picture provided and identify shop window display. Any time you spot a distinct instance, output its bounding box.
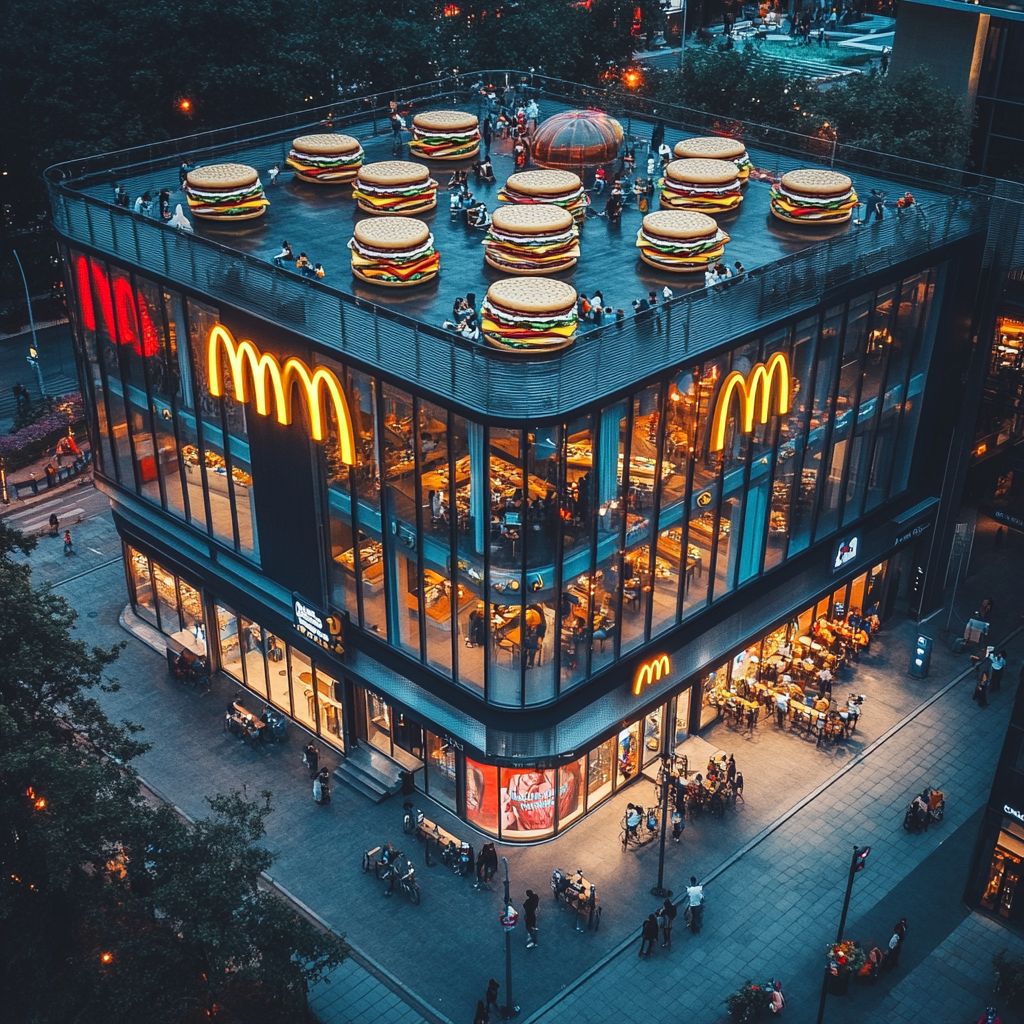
[587,738,615,807]
[465,757,499,835]
[560,754,588,826]
[264,631,291,714]
[289,649,318,732]
[426,733,457,811]
[451,413,485,694]
[616,723,640,787]
[151,561,179,634]
[128,546,157,626]
[216,604,243,682]
[315,666,344,751]
[982,839,1023,918]
[240,617,269,698]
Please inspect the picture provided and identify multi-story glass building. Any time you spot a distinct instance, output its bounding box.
[47,73,1021,840]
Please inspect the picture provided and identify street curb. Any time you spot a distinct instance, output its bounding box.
[521,624,1024,1024]
[136,774,454,1024]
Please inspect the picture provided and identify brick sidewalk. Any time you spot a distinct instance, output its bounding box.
[19,496,1024,1024]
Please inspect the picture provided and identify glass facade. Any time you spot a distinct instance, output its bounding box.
[73,251,945,709]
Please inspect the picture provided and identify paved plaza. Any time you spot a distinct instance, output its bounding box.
[7,492,1024,1023]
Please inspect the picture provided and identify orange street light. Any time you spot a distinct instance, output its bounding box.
[101,952,114,964]
[178,98,193,114]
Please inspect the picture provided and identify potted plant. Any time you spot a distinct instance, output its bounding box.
[725,980,768,1022]
[825,940,866,996]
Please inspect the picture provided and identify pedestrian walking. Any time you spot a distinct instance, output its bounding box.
[482,115,492,156]
[159,188,171,219]
[991,650,1007,691]
[485,979,500,1017]
[639,913,659,955]
[685,877,705,933]
[304,740,320,778]
[886,917,907,970]
[658,897,677,947]
[474,841,498,888]
[268,163,280,185]
[769,980,786,1014]
[313,766,331,804]
[974,671,990,708]
[981,596,995,621]
[880,46,890,75]
[48,513,60,537]
[473,1000,489,1024]
[775,689,789,727]
[63,530,75,556]
[735,772,744,801]
[726,753,736,784]
[524,889,539,948]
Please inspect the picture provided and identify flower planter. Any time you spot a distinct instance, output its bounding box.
[828,970,851,996]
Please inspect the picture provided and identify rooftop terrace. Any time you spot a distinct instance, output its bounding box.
[46,72,993,420]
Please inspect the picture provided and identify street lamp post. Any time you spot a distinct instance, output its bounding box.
[679,0,687,70]
[500,857,520,1019]
[650,695,677,898]
[12,249,44,398]
[816,845,870,1024]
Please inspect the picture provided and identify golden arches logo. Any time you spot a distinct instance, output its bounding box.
[207,325,355,462]
[709,352,791,452]
[634,654,671,695]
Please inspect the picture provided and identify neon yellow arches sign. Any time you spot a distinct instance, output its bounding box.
[709,352,792,452]
[207,325,355,461]
[634,654,671,695]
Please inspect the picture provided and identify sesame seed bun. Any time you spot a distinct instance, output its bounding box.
[353,217,431,251]
[486,277,577,316]
[641,210,718,242]
[412,110,480,132]
[779,168,853,197]
[665,159,740,187]
[490,204,574,235]
[291,133,362,156]
[504,169,583,198]
[186,163,259,190]
[673,137,747,161]
[358,161,432,187]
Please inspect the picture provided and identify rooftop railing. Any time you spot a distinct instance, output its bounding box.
[46,72,1000,419]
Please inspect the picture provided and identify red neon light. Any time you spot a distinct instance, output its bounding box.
[74,256,158,357]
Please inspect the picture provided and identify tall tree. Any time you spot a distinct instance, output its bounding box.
[0,521,345,1023]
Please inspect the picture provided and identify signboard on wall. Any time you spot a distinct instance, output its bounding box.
[292,594,344,655]
[832,535,860,573]
[892,497,939,549]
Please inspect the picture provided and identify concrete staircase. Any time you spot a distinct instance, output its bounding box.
[334,744,405,803]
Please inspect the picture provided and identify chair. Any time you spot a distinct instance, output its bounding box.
[497,636,517,663]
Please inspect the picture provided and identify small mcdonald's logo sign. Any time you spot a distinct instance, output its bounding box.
[709,352,791,452]
[207,325,355,462]
[634,654,671,695]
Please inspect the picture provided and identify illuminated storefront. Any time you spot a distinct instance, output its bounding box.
[50,74,1004,840]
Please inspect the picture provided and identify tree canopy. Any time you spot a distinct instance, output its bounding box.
[0,521,346,1023]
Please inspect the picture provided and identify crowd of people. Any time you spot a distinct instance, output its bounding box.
[271,240,326,279]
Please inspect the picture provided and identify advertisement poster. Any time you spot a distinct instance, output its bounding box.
[465,758,499,835]
[500,763,583,835]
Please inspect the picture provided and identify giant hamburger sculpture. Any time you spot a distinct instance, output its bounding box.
[499,170,590,219]
[673,136,753,182]
[352,161,438,215]
[770,169,859,225]
[286,133,364,184]
[659,158,743,213]
[408,110,481,161]
[482,278,578,353]
[184,163,269,221]
[348,217,440,287]
[482,204,580,275]
[635,211,729,273]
